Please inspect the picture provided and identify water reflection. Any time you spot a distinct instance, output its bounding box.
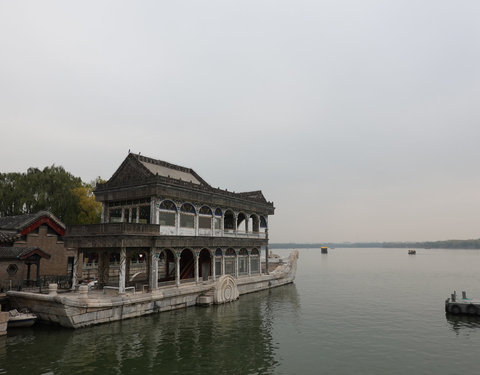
[445,313,480,336]
[1,284,300,375]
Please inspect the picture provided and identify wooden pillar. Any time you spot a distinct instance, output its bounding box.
[26,263,31,282]
[35,258,41,286]
[119,246,126,294]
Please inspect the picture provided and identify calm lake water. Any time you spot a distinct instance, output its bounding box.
[2,247,480,375]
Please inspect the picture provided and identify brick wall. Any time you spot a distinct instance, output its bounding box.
[13,225,74,276]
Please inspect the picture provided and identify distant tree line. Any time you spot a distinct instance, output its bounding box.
[0,165,102,225]
[271,240,480,250]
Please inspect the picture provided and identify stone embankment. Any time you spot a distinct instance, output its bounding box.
[8,250,299,329]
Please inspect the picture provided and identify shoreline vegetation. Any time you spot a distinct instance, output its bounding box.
[271,239,480,250]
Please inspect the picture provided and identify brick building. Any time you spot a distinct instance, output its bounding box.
[0,211,74,284]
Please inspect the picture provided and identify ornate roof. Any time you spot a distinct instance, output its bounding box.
[96,153,274,211]
[106,153,210,187]
[0,246,51,260]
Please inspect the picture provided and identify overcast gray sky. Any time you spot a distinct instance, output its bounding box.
[1,1,480,243]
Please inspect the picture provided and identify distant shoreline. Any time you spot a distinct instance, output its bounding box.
[270,239,480,250]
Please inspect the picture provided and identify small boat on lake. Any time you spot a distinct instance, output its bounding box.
[321,246,328,254]
[8,309,37,328]
[408,249,416,255]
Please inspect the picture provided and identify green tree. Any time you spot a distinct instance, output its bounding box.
[0,165,102,225]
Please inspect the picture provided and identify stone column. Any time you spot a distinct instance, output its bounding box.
[71,248,79,290]
[265,229,269,275]
[125,250,131,286]
[175,206,180,235]
[194,252,199,284]
[221,213,224,237]
[175,253,180,287]
[150,198,156,224]
[234,212,238,237]
[248,253,251,276]
[119,246,126,294]
[235,251,239,278]
[211,253,216,281]
[195,213,199,236]
[101,204,105,223]
[149,248,158,291]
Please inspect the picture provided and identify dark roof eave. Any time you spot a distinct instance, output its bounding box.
[95,176,275,213]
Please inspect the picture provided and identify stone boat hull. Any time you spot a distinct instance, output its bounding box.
[7,251,298,329]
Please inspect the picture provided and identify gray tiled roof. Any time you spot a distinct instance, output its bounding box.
[0,211,65,231]
[0,231,19,244]
[0,246,50,260]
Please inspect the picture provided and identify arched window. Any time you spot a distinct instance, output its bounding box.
[180,203,196,213]
[180,203,196,228]
[180,249,194,279]
[237,213,247,232]
[159,249,175,282]
[215,248,223,276]
[238,248,248,275]
[225,248,236,256]
[214,208,222,230]
[199,206,212,215]
[224,210,235,230]
[199,249,211,280]
[260,216,267,229]
[160,200,177,211]
[250,214,259,232]
[199,206,213,229]
[239,248,248,256]
[250,248,260,273]
[224,248,236,275]
[159,200,177,227]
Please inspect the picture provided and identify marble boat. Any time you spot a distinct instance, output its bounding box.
[8,251,298,328]
[7,153,298,328]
